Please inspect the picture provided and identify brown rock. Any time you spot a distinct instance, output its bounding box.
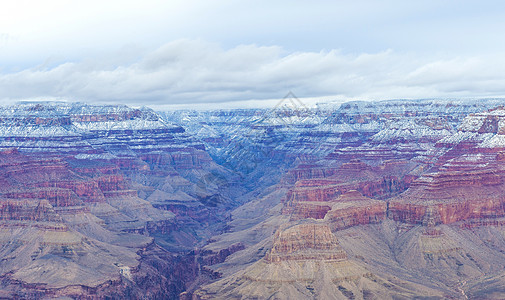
[265,224,347,262]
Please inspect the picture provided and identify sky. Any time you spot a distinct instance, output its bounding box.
[1,0,505,109]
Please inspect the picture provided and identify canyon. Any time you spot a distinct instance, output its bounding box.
[2,99,505,299]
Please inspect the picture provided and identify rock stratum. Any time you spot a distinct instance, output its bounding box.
[4,99,505,299]
[184,99,505,299]
[0,102,236,298]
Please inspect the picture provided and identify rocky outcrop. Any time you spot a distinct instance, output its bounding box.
[179,99,505,300]
[0,103,220,297]
[324,191,387,230]
[265,224,347,262]
[389,156,505,225]
[282,165,340,185]
[282,159,412,226]
[199,243,246,266]
[2,188,82,207]
[0,199,62,222]
[193,223,444,299]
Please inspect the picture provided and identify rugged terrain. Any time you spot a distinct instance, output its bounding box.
[3,99,505,299]
[0,102,239,298]
[177,99,505,299]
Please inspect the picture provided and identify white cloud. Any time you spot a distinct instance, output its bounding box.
[1,39,505,107]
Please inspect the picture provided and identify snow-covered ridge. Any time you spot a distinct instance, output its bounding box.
[9,101,144,116]
[479,134,505,148]
[166,99,505,137]
[0,102,199,155]
[0,102,180,137]
[441,106,505,148]
[459,106,505,132]
[160,98,505,167]
[318,98,505,114]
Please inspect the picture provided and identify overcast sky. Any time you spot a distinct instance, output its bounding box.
[1,0,505,109]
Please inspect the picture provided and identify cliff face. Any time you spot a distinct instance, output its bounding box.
[0,102,238,298]
[388,107,505,225]
[281,159,413,225]
[193,223,444,300]
[265,224,348,262]
[190,100,505,300]
[277,105,505,229]
[0,102,238,235]
[0,145,173,298]
[6,99,505,298]
[388,164,505,224]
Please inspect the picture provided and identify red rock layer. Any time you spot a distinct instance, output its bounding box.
[282,159,413,226]
[326,204,387,230]
[265,224,347,262]
[0,150,142,205]
[389,162,505,224]
[2,189,81,207]
[282,165,339,185]
[389,199,504,225]
[0,199,62,222]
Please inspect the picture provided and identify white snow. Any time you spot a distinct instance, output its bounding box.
[479,134,505,148]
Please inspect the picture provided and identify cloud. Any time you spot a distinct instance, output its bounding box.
[1,39,505,107]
